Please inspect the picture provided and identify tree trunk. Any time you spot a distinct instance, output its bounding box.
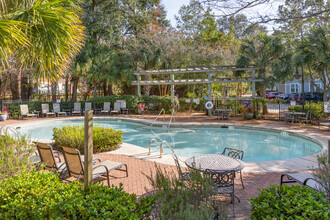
[93,81,97,98]
[21,74,29,101]
[143,75,150,96]
[71,77,79,102]
[65,75,69,102]
[260,69,268,114]
[222,85,226,105]
[107,83,113,96]
[10,70,19,100]
[51,82,57,102]
[103,81,107,96]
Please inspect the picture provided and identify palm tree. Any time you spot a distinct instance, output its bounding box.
[1,0,84,84]
[237,34,287,114]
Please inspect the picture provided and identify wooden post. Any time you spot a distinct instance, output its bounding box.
[328,139,330,165]
[252,69,256,99]
[84,110,93,188]
[208,72,212,116]
[137,73,141,96]
[171,74,174,107]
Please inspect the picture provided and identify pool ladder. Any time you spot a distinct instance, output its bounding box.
[0,125,21,137]
[148,138,174,158]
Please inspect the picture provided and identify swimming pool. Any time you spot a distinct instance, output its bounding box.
[16,118,322,162]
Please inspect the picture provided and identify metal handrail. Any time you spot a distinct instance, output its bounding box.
[148,138,161,155]
[0,126,21,137]
[150,109,165,127]
[168,109,175,128]
[160,140,174,158]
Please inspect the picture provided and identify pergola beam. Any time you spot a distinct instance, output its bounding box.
[132,78,263,85]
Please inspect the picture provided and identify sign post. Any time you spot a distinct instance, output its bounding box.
[84,110,93,188]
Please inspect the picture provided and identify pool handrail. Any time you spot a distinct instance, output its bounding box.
[0,125,21,137]
[148,138,161,156]
[150,109,165,127]
[160,140,174,158]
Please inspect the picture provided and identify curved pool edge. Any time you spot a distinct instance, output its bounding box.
[8,116,328,173]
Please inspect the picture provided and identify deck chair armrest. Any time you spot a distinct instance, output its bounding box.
[93,158,101,163]
[92,164,109,173]
[303,177,321,185]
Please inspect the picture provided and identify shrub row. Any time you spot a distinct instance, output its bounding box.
[288,102,324,118]
[0,171,155,219]
[53,126,123,154]
[249,184,329,219]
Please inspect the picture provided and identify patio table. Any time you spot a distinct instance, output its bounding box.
[185,154,244,172]
[285,112,306,123]
[214,109,232,120]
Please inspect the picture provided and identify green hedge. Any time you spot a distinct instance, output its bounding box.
[178,98,205,112]
[0,171,155,219]
[53,126,123,153]
[288,102,324,118]
[249,184,329,219]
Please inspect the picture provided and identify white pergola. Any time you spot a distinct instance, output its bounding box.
[132,65,262,115]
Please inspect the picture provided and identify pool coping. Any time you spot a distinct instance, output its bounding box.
[9,116,329,173]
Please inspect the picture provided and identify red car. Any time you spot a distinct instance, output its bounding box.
[266,92,280,99]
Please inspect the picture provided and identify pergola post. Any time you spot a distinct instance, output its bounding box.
[171,74,174,106]
[137,73,141,96]
[208,72,212,116]
[252,69,256,99]
[84,110,93,188]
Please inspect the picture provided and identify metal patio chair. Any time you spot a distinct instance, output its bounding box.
[280,172,325,192]
[222,147,245,189]
[61,146,128,187]
[53,103,67,117]
[20,104,38,119]
[205,169,239,217]
[72,103,81,116]
[101,102,111,115]
[298,111,310,124]
[111,102,121,115]
[41,104,56,118]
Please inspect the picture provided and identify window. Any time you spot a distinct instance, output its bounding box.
[314,83,322,92]
[290,83,299,93]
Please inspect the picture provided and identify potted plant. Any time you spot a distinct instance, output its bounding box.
[242,106,254,120]
[137,103,146,114]
[0,112,8,121]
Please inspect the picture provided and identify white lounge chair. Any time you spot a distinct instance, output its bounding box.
[53,103,67,117]
[111,102,121,115]
[101,102,111,115]
[41,104,56,118]
[84,102,92,114]
[20,104,38,119]
[72,103,81,116]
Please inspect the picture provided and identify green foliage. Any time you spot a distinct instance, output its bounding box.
[53,126,123,154]
[288,102,324,118]
[0,171,155,219]
[145,162,227,219]
[249,184,330,219]
[313,152,330,201]
[178,98,204,112]
[0,134,35,179]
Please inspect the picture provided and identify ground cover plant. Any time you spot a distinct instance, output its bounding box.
[145,160,227,219]
[249,184,329,219]
[0,171,155,219]
[53,126,122,153]
[0,134,35,179]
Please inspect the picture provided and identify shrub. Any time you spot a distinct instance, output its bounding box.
[288,102,324,118]
[145,161,227,219]
[0,171,155,219]
[313,152,330,201]
[53,126,123,153]
[249,184,330,219]
[0,134,35,179]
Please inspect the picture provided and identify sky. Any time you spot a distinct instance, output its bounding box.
[162,0,188,27]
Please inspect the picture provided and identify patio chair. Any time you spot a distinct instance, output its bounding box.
[53,103,67,117]
[72,103,81,116]
[205,169,239,217]
[41,104,56,118]
[84,102,93,114]
[280,172,324,192]
[20,104,38,119]
[101,102,111,115]
[298,111,310,124]
[172,153,190,180]
[284,112,294,125]
[222,147,245,189]
[36,143,66,177]
[111,102,121,115]
[118,100,129,114]
[61,146,128,187]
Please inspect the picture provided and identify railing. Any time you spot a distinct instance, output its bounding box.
[0,125,21,137]
[148,138,174,158]
[150,109,166,127]
[168,109,175,128]
[148,138,161,156]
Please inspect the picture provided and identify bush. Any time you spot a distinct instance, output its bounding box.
[0,134,35,179]
[145,161,227,219]
[53,126,123,153]
[249,184,330,219]
[0,171,155,219]
[288,102,324,118]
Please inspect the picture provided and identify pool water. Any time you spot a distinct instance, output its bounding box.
[17,118,322,162]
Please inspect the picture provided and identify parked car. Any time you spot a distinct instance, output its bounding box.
[266,92,280,99]
[277,94,289,100]
[288,92,323,104]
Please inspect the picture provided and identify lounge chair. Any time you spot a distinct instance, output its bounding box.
[72,103,81,116]
[36,143,66,177]
[284,112,294,124]
[298,111,310,124]
[205,169,239,217]
[53,103,67,117]
[84,102,92,114]
[101,102,111,115]
[61,146,128,187]
[41,104,56,118]
[117,100,129,114]
[20,104,38,119]
[280,172,324,192]
[111,102,121,115]
[222,147,245,189]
